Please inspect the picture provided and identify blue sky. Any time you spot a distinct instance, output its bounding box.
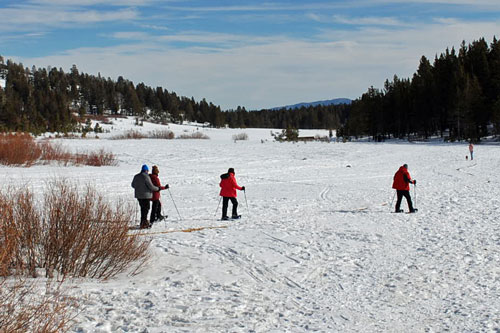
[1,1,499,110]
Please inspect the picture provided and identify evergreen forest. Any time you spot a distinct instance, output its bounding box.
[339,37,500,142]
[0,36,499,141]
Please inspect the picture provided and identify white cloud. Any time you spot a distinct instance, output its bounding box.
[27,0,160,6]
[8,17,500,110]
[331,15,406,26]
[0,5,138,30]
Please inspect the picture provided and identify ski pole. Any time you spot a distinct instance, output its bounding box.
[160,197,167,223]
[135,200,139,224]
[414,184,417,209]
[244,189,249,217]
[214,196,222,217]
[168,188,182,220]
[389,191,396,211]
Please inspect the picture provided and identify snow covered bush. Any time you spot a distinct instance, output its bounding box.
[232,133,248,141]
[177,131,210,139]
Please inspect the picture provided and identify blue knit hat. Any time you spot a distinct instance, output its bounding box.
[141,164,149,172]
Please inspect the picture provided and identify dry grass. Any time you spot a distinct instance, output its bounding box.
[177,131,210,139]
[0,181,150,280]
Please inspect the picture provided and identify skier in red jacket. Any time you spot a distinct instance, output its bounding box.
[150,165,168,225]
[219,168,245,220]
[392,164,417,213]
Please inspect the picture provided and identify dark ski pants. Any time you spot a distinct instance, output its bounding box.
[138,199,151,227]
[150,200,162,223]
[395,190,414,212]
[222,196,238,218]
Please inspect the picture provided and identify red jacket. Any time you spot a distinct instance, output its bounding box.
[219,172,242,197]
[150,174,165,201]
[392,166,413,191]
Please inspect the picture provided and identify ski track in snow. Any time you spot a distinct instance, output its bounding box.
[2,122,499,332]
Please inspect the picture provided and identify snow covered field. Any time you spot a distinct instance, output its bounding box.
[2,118,499,332]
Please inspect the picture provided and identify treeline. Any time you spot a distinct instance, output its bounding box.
[0,55,348,133]
[221,104,349,130]
[339,37,500,142]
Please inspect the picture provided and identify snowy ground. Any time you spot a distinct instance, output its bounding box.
[2,118,499,332]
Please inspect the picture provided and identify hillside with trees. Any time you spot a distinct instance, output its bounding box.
[0,55,347,133]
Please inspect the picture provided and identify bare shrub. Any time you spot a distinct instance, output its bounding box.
[73,149,117,167]
[0,182,150,280]
[0,135,116,167]
[41,142,116,167]
[177,132,210,139]
[232,133,248,141]
[0,133,42,166]
[42,181,150,279]
[0,193,18,276]
[0,278,78,332]
[110,130,146,140]
[149,129,175,139]
[40,141,73,166]
[111,129,175,140]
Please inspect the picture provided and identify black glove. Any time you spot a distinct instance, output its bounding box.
[413,180,417,185]
[242,186,246,191]
[165,184,169,189]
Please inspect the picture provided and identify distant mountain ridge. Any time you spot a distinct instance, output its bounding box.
[271,98,352,110]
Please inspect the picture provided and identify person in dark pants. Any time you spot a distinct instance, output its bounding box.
[150,165,168,225]
[392,164,417,213]
[219,168,245,220]
[131,164,160,228]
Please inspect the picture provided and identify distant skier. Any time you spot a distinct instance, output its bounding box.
[392,164,417,213]
[219,168,245,220]
[469,142,474,160]
[131,164,160,229]
[149,165,168,225]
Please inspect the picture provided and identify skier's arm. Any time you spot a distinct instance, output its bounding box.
[145,175,160,192]
[234,182,243,191]
[404,174,416,184]
[152,176,167,190]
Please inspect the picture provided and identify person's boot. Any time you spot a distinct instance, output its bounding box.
[140,219,150,229]
[221,216,229,221]
[395,209,404,213]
